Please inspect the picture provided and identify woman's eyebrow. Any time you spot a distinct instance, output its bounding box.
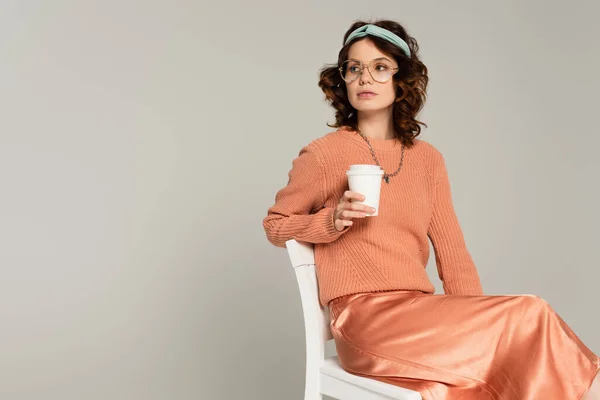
[348,57,391,63]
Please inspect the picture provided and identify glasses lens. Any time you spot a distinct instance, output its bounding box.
[340,60,361,83]
[340,60,396,83]
[369,60,394,83]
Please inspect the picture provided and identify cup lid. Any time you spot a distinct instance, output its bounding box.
[346,168,384,176]
[347,165,383,175]
[348,164,381,171]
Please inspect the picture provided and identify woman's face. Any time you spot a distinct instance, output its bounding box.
[344,39,399,114]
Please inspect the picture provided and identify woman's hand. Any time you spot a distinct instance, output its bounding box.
[333,191,377,232]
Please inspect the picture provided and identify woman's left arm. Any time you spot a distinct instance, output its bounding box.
[427,150,484,296]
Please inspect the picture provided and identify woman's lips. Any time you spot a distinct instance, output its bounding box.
[358,92,377,99]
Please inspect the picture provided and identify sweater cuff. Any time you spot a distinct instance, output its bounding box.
[319,206,350,242]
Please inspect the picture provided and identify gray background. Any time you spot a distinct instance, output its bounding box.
[0,1,598,399]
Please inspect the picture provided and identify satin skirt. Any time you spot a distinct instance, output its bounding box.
[328,290,600,400]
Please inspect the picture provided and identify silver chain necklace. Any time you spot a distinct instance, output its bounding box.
[356,127,405,184]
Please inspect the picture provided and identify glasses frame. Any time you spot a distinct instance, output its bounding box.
[338,59,400,84]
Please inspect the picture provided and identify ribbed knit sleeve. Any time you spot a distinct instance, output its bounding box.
[263,144,350,248]
[428,151,484,295]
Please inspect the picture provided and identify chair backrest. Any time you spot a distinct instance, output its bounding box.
[285,239,332,398]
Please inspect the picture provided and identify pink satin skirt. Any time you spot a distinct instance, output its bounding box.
[328,290,600,400]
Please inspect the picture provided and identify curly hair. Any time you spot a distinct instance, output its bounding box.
[318,19,429,147]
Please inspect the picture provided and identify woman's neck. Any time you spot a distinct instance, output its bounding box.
[356,110,395,140]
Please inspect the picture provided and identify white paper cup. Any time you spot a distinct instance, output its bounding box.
[346,164,384,216]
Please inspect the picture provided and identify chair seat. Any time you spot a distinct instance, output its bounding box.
[320,356,422,400]
[285,240,422,400]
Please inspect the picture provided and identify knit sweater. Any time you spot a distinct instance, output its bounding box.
[263,127,483,306]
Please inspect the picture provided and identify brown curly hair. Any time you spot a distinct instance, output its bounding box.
[318,19,429,148]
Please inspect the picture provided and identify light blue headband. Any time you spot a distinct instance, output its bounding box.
[344,24,411,58]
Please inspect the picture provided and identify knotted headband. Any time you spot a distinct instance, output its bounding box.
[344,24,411,58]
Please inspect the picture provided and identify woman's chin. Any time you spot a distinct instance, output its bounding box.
[354,105,388,113]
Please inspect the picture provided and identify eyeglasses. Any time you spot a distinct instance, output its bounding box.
[338,59,399,84]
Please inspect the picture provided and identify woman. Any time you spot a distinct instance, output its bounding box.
[262,19,599,399]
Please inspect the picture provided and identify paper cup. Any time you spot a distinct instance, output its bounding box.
[346,164,384,216]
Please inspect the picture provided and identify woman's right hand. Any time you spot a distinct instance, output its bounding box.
[333,191,377,232]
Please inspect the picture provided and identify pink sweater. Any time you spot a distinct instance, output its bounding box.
[263,127,483,306]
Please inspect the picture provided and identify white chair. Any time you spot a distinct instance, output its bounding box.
[285,239,422,400]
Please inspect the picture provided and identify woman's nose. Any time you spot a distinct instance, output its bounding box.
[358,68,372,84]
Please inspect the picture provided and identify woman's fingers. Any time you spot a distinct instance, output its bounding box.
[343,190,365,203]
[334,190,373,231]
[342,210,367,219]
[334,215,353,231]
[338,197,376,215]
[347,203,376,213]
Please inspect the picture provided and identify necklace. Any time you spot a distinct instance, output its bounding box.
[356,127,405,184]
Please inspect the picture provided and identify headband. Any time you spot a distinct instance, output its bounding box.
[344,24,411,58]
